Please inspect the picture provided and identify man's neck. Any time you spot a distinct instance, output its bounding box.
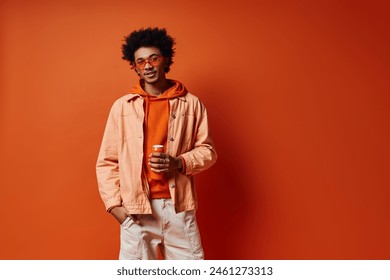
[143,78,171,96]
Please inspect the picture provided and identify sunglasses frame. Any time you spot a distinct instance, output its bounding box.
[132,54,163,70]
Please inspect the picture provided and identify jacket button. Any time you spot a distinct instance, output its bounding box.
[171,113,176,119]
[169,137,174,141]
[170,184,175,189]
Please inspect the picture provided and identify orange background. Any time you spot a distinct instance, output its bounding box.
[1,0,389,259]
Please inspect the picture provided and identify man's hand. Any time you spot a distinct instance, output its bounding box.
[110,207,140,225]
[110,206,129,224]
[148,152,183,173]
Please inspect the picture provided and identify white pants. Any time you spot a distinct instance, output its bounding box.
[119,199,204,260]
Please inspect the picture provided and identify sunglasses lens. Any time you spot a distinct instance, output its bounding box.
[150,56,161,66]
[135,61,145,69]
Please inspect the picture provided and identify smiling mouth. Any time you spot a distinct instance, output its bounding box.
[144,71,156,77]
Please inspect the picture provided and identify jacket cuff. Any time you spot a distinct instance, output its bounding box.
[107,205,121,213]
[179,156,187,174]
[180,153,194,175]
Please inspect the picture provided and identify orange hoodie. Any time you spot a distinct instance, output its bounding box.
[130,79,187,199]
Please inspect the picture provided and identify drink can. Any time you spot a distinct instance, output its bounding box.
[152,144,164,153]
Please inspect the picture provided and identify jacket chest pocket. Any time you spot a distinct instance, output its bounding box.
[120,113,144,142]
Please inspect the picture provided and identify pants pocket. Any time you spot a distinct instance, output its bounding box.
[121,216,131,227]
[119,217,142,260]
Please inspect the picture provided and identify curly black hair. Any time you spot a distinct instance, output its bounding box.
[121,27,176,73]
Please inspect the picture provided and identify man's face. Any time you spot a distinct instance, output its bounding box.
[133,46,166,84]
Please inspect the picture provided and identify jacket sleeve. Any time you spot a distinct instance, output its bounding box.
[96,101,122,211]
[180,100,217,175]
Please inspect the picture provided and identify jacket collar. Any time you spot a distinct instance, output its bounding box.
[126,93,187,102]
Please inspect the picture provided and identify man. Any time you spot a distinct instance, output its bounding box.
[96,27,217,260]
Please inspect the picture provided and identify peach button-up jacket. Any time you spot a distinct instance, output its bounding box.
[96,92,217,214]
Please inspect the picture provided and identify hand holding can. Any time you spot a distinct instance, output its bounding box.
[150,144,165,180]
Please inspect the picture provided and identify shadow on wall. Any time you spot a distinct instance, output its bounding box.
[195,85,268,260]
